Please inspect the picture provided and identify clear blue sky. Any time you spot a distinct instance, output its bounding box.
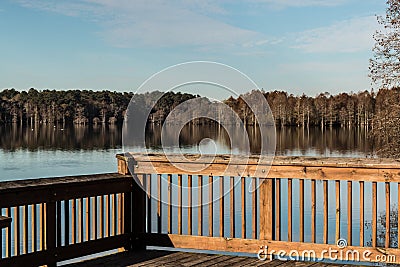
[0,0,386,97]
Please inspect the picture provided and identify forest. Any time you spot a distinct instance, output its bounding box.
[0,88,196,126]
[0,87,395,128]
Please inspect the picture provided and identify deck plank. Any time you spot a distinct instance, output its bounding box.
[65,250,349,267]
[247,259,287,266]
[190,255,233,267]
[210,256,256,266]
[183,254,225,266]
[135,251,194,266]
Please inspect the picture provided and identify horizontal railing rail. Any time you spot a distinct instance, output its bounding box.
[0,173,134,267]
[118,153,400,265]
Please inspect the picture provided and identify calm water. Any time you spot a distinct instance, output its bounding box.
[0,124,393,261]
[0,124,374,181]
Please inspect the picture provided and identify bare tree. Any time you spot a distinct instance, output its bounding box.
[369,0,400,89]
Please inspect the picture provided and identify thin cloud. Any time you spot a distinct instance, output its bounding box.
[251,0,348,8]
[292,16,379,53]
[242,37,284,48]
[14,0,264,49]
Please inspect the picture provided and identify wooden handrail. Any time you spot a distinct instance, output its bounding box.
[117,153,400,182]
[0,173,137,267]
[116,153,400,265]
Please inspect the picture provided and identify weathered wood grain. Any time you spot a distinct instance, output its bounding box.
[118,153,400,182]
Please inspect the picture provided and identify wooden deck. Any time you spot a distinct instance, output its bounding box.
[64,250,347,267]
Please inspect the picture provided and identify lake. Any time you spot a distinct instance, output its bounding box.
[0,124,374,182]
[0,124,390,257]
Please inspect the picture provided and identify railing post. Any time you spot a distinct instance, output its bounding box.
[46,200,57,267]
[120,155,146,251]
[123,190,132,251]
[132,174,146,250]
[259,178,275,240]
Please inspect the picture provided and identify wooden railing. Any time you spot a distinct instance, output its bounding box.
[2,154,400,266]
[0,173,135,266]
[117,153,400,264]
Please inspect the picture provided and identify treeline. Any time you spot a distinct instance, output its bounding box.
[0,88,196,125]
[1,87,399,129]
[226,90,376,127]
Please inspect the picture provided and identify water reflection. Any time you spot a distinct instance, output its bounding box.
[0,124,374,157]
[275,127,373,157]
[0,124,122,151]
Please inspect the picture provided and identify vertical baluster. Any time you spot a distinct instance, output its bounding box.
[157,174,161,234]
[23,205,28,254]
[360,181,364,247]
[94,196,98,239]
[65,200,70,245]
[252,178,257,240]
[198,175,203,236]
[188,175,192,235]
[79,198,83,242]
[178,174,182,235]
[14,206,20,256]
[105,195,109,238]
[299,179,304,242]
[32,204,36,252]
[311,179,316,243]
[385,182,390,248]
[288,179,292,242]
[168,174,172,234]
[56,201,61,247]
[147,175,152,234]
[241,177,245,239]
[43,203,46,250]
[323,180,328,244]
[6,207,11,257]
[335,180,340,242]
[275,179,281,241]
[0,207,2,258]
[98,195,102,238]
[99,196,103,238]
[71,199,76,244]
[209,176,213,237]
[372,182,377,247]
[86,197,90,241]
[220,176,224,237]
[120,194,124,234]
[230,176,235,238]
[108,196,113,238]
[1,209,5,258]
[113,194,118,236]
[40,204,44,251]
[347,181,352,246]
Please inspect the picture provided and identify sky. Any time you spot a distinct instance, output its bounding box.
[0,0,387,97]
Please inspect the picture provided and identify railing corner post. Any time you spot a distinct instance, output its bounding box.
[46,200,57,267]
[131,174,146,251]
